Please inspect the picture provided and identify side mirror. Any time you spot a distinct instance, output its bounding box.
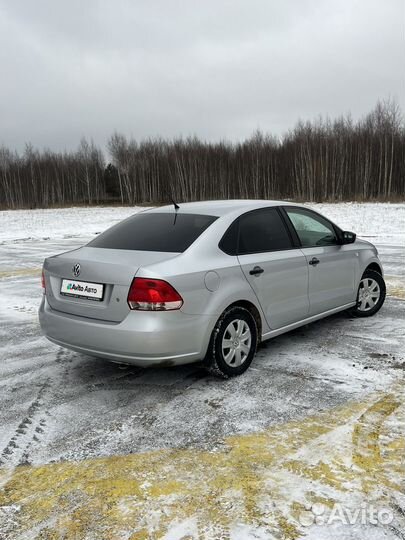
[341,231,356,244]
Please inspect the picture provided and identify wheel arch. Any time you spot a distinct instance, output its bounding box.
[224,300,263,342]
[364,262,383,276]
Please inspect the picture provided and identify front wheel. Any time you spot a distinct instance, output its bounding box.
[204,306,258,377]
[350,269,386,317]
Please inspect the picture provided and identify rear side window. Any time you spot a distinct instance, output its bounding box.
[238,208,293,254]
[219,218,239,255]
[88,213,217,252]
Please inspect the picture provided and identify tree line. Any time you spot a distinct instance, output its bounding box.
[0,99,404,209]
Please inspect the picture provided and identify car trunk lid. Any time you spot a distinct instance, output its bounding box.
[44,246,179,322]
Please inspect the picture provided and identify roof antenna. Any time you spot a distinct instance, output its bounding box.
[171,198,180,225]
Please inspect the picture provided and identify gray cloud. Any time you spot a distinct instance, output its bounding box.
[0,0,403,152]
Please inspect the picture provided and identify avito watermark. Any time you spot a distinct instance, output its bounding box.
[299,502,393,527]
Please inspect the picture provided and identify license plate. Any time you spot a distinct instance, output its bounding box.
[60,279,104,301]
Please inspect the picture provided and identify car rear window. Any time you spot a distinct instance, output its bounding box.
[88,212,218,252]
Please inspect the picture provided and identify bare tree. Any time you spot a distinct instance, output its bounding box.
[0,99,404,210]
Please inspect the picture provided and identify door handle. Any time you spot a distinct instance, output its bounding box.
[249,266,264,276]
[308,257,320,266]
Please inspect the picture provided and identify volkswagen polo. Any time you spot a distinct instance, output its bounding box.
[39,200,386,377]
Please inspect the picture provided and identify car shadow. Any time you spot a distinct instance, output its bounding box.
[58,310,354,389]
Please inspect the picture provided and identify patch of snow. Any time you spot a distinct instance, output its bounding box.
[299,523,398,539]
[0,202,404,246]
[0,206,144,244]
[162,517,198,539]
[306,202,405,246]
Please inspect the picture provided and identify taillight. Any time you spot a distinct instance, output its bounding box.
[127,278,183,311]
[41,269,46,293]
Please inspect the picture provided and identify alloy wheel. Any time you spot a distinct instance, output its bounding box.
[358,278,380,312]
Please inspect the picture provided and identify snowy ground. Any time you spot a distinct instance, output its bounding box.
[0,202,404,539]
[0,202,404,246]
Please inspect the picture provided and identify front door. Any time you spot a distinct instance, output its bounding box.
[237,208,309,330]
[283,207,357,315]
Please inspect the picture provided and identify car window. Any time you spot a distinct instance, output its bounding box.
[285,208,338,247]
[88,213,217,252]
[219,218,239,255]
[238,208,293,255]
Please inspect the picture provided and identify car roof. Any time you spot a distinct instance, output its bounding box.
[144,199,298,217]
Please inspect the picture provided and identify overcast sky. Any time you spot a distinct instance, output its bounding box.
[0,0,403,153]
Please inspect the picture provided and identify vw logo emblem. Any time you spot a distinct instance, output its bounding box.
[72,263,81,277]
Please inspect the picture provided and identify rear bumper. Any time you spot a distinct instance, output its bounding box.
[39,297,217,367]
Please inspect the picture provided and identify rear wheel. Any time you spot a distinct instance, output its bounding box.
[204,306,258,377]
[350,269,386,317]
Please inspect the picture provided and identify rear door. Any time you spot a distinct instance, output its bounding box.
[237,207,309,330]
[282,207,356,315]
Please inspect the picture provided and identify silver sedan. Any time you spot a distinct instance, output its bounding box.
[39,200,386,377]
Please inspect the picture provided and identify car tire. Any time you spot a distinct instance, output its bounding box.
[350,269,386,318]
[204,306,258,378]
